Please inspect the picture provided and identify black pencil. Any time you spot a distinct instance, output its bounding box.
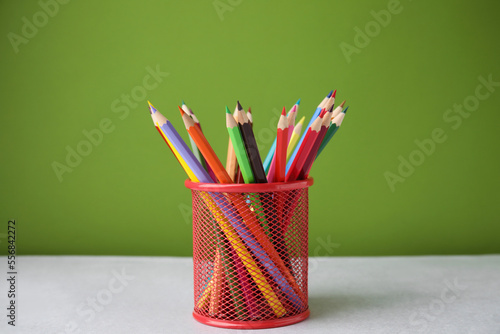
[236,101,267,183]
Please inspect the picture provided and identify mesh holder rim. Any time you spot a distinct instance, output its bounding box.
[186,179,312,329]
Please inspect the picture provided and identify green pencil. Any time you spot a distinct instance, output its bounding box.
[225,106,255,183]
[316,106,348,159]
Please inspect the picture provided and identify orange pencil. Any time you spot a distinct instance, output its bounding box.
[179,107,233,184]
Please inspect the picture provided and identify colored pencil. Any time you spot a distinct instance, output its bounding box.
[181,101,218,183]
[195,271,213,309]
[331,100,346,119]
[235,168,244,183]
[287,116,305,161]
[181,101,204,166]
[225,105,239,181]
[285,110,324,182]
[225,106,255,184]
[263,99,300,173]
[316,106,348,159]
[299,108,333,179]
[286,90,334,173]
[179,107,233,184]
[324,90,336,113]
[151,118,199,182]
[287,102,299,141]
[263,139,277,174]
[274,107,289,182]
[209,248,223,315]
[267,103,298,182]
[237,102,267,183]
[149,102,211,183]
[226,138,238,182]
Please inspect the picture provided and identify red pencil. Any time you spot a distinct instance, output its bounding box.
[285,110,324,182]
[275,107,289,182]
[299,108,333,179]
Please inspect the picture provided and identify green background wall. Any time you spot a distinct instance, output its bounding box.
[1,0,499,256]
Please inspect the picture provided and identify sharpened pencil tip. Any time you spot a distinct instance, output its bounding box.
[332,89,337,98]
[225,106,231,114]
[281,107,286,116]
[342,106,349,114]
[327,90,333,98]
[237,101,243,111]
[178,106,185,116]
[147,101,156,114]
[247,107,252,113]
[319,108,327,117]
[296,98,301,105]
[340,100,346,108]
[182,100,185,105]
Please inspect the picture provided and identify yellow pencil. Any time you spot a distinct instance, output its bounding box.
[154,122,199,182]
[286,116,305,161]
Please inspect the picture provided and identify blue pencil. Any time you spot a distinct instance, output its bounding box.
[286,90,335,173]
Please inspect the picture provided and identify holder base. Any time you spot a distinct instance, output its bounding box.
[192,309,310,329]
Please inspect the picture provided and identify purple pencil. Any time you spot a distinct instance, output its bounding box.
[149,103,212,183]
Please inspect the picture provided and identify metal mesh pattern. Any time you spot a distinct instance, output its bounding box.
[191,186,309,323]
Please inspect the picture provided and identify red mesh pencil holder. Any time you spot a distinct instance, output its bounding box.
[185,178,313,329]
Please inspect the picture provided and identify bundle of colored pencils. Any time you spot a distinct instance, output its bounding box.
[147,90,349,318]
[150,90,347,185]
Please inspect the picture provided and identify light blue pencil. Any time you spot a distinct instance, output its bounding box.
[286,90,334,173]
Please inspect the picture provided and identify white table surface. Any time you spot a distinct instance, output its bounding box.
[0,255,499,334]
